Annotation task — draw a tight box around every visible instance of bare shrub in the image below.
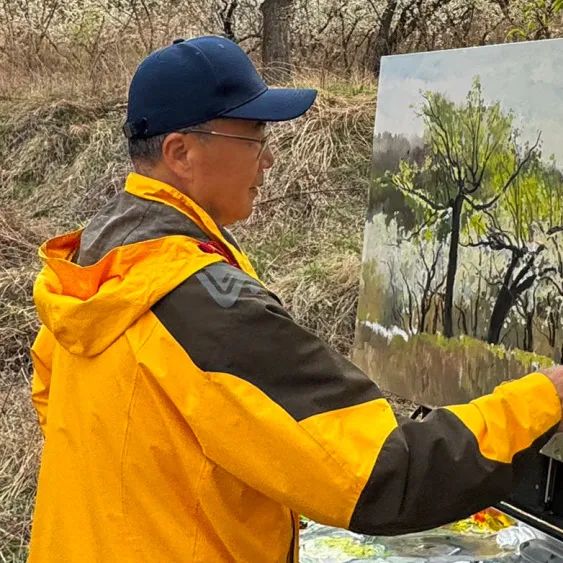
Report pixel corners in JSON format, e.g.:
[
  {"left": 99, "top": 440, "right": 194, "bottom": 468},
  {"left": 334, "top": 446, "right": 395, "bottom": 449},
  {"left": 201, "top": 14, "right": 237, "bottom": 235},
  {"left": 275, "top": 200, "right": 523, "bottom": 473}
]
[{"left": 2, "top": 1, "right": 562, "bottom": 96}]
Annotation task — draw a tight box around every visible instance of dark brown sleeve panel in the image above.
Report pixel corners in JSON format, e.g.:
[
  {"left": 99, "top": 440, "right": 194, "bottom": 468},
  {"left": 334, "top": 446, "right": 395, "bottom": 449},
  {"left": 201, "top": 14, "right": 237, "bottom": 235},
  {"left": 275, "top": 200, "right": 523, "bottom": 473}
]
[
  {"left": 151, "top": 262, "right": 382, "bottom": 421},
  {"left": 349, "top": 408, "right": 558, "bottom": 536}
]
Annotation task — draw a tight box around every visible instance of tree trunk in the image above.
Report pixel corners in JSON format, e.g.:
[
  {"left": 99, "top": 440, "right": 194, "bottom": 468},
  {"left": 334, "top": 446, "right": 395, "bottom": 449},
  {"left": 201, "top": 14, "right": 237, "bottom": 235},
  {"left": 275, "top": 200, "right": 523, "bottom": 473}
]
[
  {"left": 443, "top": 194, "right": 463, "bottom": 338},
  {"left": 524, "top": 312, "right": 534, "bottom": 352},
  {"left": 548, "top": 311, "right": 556, "bottom": 347},
  {"left": 373, "top": 0, "right": 398, "bottom": 77},
  {"left": 431, "top": 296, "right": 441, "bottom": 335},
  {"left": 260, "top": 0, "right": 294, "bottom": 83},
  {"left": 472, "top": 253, "right": 483, "bottom": 336},
  {"left": 487, "top": 271, "right": 536, "bottom": 344},
  {"left": 487, "top": 285, "right": 514, "bottom": 344}
]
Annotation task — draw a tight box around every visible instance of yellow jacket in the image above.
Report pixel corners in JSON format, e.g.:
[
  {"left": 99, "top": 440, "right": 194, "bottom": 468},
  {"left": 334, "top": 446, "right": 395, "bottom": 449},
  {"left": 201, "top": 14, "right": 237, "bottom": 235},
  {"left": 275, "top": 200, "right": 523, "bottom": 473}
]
[{"left": 29, "top": 173, "right": 562, "bottom": 562}]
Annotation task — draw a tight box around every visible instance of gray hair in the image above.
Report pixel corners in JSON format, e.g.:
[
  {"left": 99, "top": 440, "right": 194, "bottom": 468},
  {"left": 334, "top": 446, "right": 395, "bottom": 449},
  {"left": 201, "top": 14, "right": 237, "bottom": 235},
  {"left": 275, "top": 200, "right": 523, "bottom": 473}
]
[{"left": 128, "top": 122, "right": 212, "bottom": 170}]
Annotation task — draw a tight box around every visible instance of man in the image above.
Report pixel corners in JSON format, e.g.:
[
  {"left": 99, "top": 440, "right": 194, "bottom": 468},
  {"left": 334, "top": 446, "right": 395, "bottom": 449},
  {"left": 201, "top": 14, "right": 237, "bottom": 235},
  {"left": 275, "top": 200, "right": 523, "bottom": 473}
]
[{"left": 28, "top": 36, "right": 562, "bottom": 563}]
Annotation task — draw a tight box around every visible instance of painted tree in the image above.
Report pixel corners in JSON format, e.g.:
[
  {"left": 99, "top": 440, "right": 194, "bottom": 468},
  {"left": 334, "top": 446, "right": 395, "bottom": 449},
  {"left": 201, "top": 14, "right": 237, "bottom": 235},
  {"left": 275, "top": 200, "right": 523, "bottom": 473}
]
[
  {"left": 536, "top": 282, "right": 563, "bottom": 360},
  {"left": 465, "top": 157, "right": 563, "bottom": 345},
  {"left": 391, "top": 78, "right": 539, "bottom": 337},
  {"left": 530, "top": 193, "right": 563, "bottom": 358},
  {"left": 380, "top": 233, "right": 446, "bottom": 335}
]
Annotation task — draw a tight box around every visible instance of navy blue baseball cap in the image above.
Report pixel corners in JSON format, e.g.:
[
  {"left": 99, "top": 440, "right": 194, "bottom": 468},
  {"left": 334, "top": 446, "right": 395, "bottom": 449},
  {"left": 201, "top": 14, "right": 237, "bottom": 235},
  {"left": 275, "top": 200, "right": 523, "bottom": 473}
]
[{"left": 124, "top": 36, "right": 317, "bottom": 139}]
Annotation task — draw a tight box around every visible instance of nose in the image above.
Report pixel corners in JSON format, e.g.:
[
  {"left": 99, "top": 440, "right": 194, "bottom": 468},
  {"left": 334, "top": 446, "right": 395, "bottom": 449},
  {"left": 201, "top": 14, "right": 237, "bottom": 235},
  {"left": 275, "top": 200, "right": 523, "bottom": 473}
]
[{"left": 259, "top": 145, "right": 274, "bottom": 170}]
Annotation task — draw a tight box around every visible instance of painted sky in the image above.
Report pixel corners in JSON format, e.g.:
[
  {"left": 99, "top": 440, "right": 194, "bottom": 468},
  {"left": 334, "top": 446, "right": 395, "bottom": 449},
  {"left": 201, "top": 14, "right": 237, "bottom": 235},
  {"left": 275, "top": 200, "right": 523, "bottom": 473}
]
[{"left": 375, "top": 38, "right": 563, "bottom": 167}]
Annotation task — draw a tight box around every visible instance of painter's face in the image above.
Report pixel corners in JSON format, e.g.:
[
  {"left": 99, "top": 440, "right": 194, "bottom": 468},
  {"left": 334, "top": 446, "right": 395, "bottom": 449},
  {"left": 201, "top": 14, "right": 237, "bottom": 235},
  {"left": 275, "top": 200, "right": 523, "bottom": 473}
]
[{"left": 186, "top": 119, "right": 274, "bottom": 225}]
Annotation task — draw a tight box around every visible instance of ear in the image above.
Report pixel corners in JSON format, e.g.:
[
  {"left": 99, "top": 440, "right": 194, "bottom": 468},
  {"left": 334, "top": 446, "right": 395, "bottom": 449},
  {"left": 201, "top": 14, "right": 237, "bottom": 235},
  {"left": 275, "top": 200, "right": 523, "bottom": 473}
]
[{"left": 161, "top": 132, "right": 196, "bottom": 179}]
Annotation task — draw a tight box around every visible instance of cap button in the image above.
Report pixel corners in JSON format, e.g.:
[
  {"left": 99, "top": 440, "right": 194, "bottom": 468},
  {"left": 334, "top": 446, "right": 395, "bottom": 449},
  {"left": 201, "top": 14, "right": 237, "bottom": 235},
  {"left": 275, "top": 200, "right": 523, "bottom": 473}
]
[{"left": 172, "top": 38, "right": 185, "bottom": 45}]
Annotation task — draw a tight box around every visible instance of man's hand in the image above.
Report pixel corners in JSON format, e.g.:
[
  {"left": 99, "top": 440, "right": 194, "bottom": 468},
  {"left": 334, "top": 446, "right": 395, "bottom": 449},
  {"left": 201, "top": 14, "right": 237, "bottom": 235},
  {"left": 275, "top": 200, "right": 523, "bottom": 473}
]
[{"left": 539, "top": 366, "right": 563, "bottom": 431}]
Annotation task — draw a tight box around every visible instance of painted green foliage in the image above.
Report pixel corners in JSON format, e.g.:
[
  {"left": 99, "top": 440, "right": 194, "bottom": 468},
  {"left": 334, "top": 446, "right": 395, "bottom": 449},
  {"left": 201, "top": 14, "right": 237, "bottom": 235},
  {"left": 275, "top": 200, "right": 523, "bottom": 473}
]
[{"left": 365, "top": 76, "right": 563, "bottom": 363}]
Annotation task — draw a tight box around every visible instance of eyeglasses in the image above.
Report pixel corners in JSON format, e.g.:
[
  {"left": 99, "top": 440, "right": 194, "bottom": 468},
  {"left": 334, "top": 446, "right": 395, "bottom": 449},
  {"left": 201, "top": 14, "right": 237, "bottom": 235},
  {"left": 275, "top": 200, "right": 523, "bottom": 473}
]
[{"left": 180, "top": 128, "right": 271, "bottom": 160}]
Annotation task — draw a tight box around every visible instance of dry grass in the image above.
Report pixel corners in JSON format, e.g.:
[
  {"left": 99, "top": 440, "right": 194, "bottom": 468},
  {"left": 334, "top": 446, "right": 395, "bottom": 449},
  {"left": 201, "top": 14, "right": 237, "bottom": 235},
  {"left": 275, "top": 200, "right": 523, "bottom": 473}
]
[
  {"left": 0, "top": 387, "right": 41, "bottom": 562},
  {"left": 0, "top": 98, "right": 127, "bottom": 229},
  {"left": 0, "top": 208, "right": 45, "bottom": 561}
]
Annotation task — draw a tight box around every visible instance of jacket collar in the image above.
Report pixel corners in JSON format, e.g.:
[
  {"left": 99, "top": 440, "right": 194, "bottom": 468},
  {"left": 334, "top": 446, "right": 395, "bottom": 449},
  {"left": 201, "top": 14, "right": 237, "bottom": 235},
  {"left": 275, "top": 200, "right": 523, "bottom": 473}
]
[{"left": 124, "top": 172, "right": 257, "bottom": 277}]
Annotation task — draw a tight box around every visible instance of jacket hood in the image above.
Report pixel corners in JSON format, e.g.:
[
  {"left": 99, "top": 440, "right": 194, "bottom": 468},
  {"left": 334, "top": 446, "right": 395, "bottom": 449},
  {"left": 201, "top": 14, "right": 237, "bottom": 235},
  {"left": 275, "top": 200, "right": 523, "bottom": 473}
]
[{"left": 33, "top": 173, "right": 256, "bottom": 357}]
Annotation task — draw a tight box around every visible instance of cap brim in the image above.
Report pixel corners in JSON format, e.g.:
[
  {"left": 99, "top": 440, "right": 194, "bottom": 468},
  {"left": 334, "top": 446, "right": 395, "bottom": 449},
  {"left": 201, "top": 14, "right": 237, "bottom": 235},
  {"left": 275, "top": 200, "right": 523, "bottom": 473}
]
[{"left": 220, "top": 87, "right": 317, "bottom": 122}]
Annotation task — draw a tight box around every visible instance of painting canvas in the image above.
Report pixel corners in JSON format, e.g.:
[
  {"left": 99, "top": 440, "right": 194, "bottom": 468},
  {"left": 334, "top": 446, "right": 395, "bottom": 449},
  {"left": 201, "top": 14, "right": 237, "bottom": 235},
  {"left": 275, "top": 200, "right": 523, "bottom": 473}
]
[{"left": 353, "top": 39, "right": 563, "bottom": 406}]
